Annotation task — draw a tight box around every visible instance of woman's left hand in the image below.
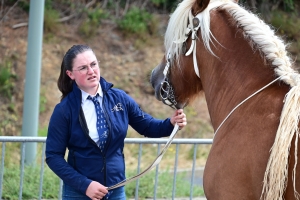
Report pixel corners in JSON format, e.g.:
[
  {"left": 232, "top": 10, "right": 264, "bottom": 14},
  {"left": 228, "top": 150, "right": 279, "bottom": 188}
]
[{"left": 170, "top": 109, "right": 187, "bottom": 130}]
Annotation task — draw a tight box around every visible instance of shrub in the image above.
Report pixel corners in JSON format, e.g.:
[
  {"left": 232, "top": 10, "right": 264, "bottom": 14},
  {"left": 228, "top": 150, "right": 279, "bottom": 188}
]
[
  {"left": 0, "top": 60, "right": 17, "bottom": 99},
  {"left": 118, "top": 7, "right": 152, "bottom": 35},
  {"left": 78, "top": 8, "right": 108, "bottom": 38},
  {"left": 44, "top": 8, "right": 60, "bottom": 33}
]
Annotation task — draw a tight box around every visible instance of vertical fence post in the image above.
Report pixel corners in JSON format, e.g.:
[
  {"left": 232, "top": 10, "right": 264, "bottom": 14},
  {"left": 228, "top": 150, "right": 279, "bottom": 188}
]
[
  {"left": 0, "top": 142, "right": 6, "bottom": 199},
  {"left": 172, "top": 144, "right": 180, "bottom": 199},
  {"left": 135, "top": 143, "right": 143, "bottom": 199},
  {"left": 19, "top": 143, "right": 26, "bottom": 200},
  {"left": 153, "top": 144, "right": 161, "bottom": 199},
  {"left": 21, "top": 0, "right": 45, "bottom": 165}
]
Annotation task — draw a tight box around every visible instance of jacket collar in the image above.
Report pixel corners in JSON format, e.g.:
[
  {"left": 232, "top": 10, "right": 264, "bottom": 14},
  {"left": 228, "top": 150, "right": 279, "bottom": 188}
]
[
  {"left": 70, "top": 77, "right": 113, "bottom": 104},
  {"left": 100, "top": 77, "right": 113, "bottom": 94}
]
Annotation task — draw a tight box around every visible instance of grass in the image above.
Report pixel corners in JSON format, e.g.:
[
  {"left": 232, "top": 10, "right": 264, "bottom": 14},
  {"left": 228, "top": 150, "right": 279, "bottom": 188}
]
[
  {"left": 1, "top": 162, "right": 204, "bottom": 199},
  {"left": 2, "top": 165, "right": 60, "bottom": 199},
  {"left": 0, "top": 136, "right": 208, "bottom": 199},
  {"left": 125, "top": 169, "right": 204, "bottom": 199}
]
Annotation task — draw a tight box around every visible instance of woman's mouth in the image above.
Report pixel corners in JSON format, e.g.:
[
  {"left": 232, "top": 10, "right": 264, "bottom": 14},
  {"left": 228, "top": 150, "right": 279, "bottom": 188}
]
[{"left": 87, "top": 75, "right": 96, "bottom": 80}]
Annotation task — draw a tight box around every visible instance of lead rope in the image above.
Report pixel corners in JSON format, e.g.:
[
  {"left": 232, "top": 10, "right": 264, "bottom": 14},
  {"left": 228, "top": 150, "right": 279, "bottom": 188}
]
[
  {"left": 107, "top": 74, "right": 282, "bottom": 190},
  {"left": 107, "top": 123, "right": 180, "bottom": 190},
  {"left": 213, "top": 75, "right": 285, "bottom": 138}
]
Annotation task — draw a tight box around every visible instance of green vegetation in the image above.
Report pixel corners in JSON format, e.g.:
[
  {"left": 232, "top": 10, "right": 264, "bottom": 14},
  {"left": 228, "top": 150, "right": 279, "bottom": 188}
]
[
  {"left": 239, "top": 0, "right": 296, "bottom": 11},
  {"left": 270, "top": 10, "right": 300, "bottom": 63},
  {"left": 1, "top": 142, "right": 60, "bottom": 199},
  {"left": 117, "top": 7, "right": 154, "bottom": 37},
  {"left": 38, "top": 126, "right": 48, "bottom": 137},
  {"left": 39, "top": 89, "right": 47, "bottom": 114},
  {"left": 2, "top": 165, "right": 60, "bottom": 199},
  {"left": 44, "top": 8, "right": 60, "bottom": 33},
  {"left": 1, "top": 163, "right": 204, "bottom": 199},
  {"left": 270, "top": 10, "right": 300, "bottom": 39},
  {"left": 282, "top": 0, "right": 295, "bottom": 11},
  {"left": 0, "top": 60, "right": 17, "bottom": 100},
  {"left": 16, "top": 0, "right": 30, "bottom": 12},
  {"left": 125, "top": 169, "right": 204, "bottom": 198},
  {"left": 0, "top": 138, "right": 207, "bottom": 199},
  {"left": 79, "top": 7, "right": 108, "bottom": 38}
]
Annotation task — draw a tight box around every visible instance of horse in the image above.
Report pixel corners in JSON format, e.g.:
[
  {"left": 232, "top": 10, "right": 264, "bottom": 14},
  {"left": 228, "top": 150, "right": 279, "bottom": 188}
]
[{"left": 150, "top": 0, "right": 300, "bottom": 199}]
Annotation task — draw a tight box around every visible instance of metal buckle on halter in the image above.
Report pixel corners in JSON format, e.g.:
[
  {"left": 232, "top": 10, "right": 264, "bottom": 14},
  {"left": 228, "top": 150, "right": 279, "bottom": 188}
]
[
  {"left": 160, "top": 80, "right": 177, "bottom": 109},
  {"left": 160, "top": 55, "right": 178, "bottom": 109}
]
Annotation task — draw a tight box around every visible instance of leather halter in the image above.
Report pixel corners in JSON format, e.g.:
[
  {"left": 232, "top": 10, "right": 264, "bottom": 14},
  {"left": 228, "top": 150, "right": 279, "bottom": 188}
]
[
  {"left": 159, "top": 11, "right": 202, "bottom": 109},
  {"left": 159, "top": 52, "right": 178, "bottom": 109}
]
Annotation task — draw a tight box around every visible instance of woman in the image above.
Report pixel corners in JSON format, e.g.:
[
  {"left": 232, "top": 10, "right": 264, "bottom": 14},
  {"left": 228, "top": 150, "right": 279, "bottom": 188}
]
[{"left": 45, "top": 44, "right": 187, "bottom": 200}]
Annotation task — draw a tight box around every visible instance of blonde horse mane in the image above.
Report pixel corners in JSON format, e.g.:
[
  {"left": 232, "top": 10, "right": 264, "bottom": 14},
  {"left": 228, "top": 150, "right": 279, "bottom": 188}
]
[{"left": 165, "top": 0, "right": 300, "bottom": 199}]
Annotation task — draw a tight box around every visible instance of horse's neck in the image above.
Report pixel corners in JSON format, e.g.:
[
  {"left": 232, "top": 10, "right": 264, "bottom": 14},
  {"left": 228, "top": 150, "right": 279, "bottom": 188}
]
[{"left": 199, "top": 9, "right": 283, "bottom": 129}]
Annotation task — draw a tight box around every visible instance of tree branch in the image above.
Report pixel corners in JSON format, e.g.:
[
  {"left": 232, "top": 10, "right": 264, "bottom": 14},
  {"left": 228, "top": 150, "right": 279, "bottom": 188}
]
[
  {"left": 115, "top": 0, "right": 121, "bottom": 19},
  {"left": 102, "top": 0, "right": 108, "bottom": 9},
  {"left": 123, "top": 0, "right": 130, "bottom": 16},
  {"left": 12, "top": 22, "right": 28, "bottom": 29},
  {"left": 0, "top": 0, "right": 4, "bottom": 18},
  {"left": 0, "top": 0, "right": 20, "bottom": 23},
  {"left": 141, "top": 0, "right": 150, "bottom": 10}
]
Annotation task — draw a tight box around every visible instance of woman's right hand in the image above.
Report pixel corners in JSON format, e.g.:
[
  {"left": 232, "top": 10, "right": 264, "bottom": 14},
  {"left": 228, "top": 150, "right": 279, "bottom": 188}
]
[{"left": 86, "top": 181, "right": 108, "bottom": 200}]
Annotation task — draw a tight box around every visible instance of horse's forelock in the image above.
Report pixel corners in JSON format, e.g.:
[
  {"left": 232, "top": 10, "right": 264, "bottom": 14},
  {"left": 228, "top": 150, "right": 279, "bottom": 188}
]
[
  {"left": 164, "top": 0, "right": 225, "bottom": 65},
  {"left": 164, "top": 0, "right": 194, "bottom": 61}
]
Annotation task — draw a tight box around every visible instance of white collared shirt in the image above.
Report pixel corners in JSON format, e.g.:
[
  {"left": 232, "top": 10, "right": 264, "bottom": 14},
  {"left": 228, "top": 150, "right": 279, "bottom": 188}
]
[{"left": 81, "top": 84, "right": 104, "bottom": 146}]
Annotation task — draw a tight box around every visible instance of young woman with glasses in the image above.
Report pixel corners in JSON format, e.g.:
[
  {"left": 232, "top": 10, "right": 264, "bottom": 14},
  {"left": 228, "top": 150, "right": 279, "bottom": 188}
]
[{"left": 45, "top": 44, "right": 187, "bottom": 200}]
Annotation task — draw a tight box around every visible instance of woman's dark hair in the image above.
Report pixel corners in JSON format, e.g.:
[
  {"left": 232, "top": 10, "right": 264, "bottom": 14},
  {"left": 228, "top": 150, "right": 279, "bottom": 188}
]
[{"left": 57, "top": 44, "right": 93, "bottom": 100}]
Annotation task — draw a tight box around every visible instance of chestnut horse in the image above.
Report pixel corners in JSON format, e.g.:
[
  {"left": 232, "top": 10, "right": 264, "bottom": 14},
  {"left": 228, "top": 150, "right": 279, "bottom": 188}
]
[{"left": 150, "top": 0, "right": 300, "bottom": 199}]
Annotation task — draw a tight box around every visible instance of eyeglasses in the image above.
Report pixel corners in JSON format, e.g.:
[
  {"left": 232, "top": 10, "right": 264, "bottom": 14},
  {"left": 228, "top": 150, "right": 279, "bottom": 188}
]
[{"left": 72, "top": 61, "right": 99, "bottom": 75}]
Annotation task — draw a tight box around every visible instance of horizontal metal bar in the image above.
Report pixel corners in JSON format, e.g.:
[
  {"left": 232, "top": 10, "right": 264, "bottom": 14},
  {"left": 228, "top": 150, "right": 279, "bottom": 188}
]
[
  {"left": 0, "top": 136, "right": 213, "bottom": 144},
  {"left": 0, "top": 136, "right": 47, "bottom": 142}
]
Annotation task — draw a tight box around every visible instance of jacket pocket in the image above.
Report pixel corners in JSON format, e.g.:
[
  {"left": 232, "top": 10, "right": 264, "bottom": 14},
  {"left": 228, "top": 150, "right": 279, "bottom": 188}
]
[{"left": 67, "top": 150, "right": 77, "bottom": 170}]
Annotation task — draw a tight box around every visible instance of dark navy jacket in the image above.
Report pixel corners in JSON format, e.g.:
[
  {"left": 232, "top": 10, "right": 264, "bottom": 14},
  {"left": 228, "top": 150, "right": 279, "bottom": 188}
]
[{"left": 45, "top": 77, "right": 174, "bottom": 195}]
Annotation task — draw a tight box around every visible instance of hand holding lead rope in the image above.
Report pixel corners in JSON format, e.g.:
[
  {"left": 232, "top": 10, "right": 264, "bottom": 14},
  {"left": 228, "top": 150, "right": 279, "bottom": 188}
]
[{"left": 107, "top": 109, "right": 186, "bottom": 190}]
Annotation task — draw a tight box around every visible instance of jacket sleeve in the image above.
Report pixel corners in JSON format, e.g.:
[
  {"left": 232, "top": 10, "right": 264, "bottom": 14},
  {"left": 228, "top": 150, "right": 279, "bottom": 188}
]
[
  {"left": 126, "top": 94, "right": 174, "bottom": 138},
  {"left": 45, "top": 104, "right": 92, "bottom": 195}
]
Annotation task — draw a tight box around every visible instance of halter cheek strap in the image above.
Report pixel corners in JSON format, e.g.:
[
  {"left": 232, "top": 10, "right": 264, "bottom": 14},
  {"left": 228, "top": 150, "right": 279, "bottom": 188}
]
[{"left": 173, "top": 11, "right": 202, "bottom": 78}]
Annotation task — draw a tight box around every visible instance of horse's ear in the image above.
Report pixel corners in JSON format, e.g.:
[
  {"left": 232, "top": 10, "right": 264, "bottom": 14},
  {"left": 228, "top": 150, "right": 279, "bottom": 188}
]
[{"left": 193, "top": 0, "right": 210, "bottom": 15}]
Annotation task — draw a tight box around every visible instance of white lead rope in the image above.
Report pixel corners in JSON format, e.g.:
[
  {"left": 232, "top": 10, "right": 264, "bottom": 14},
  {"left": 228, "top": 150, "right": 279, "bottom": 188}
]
[
  {"left": 213, "top": 75, "right": 285, "bottom": 137},
  {"left": 107, "top": 123, "right": 180, "bottom": 190}
]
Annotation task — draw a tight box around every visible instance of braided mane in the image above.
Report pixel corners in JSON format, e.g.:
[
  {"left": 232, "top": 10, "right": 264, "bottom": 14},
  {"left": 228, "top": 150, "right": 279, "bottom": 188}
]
[{"left": 165, "top": 0, "right": 300, "bottom": 199}]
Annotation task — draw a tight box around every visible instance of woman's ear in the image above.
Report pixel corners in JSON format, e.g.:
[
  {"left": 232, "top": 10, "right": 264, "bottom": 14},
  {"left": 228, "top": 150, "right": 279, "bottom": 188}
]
[{"left": 66, "top": 70, "right": 75, "bottom": 80}]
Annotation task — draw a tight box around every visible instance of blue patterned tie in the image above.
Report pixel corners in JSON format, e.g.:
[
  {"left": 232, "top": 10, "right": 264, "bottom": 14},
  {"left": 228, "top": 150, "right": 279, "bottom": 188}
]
[{"left": 87, "top": 94, "right": 108, "bottom": 152}]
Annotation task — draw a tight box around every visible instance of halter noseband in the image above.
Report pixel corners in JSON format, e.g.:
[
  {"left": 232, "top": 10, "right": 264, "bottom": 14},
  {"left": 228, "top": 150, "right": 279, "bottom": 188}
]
[
  {"left": 159, "top": 11, "right": 202, "bottom": 109},
  {"left": 160, "top": 52, "right": 178, "bottom": 109}
]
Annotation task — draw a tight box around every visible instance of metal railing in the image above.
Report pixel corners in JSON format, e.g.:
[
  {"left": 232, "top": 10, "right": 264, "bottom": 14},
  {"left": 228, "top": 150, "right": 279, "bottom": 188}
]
[{"left": 0, "top": 136, "right": 213, "bottom": 200}]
